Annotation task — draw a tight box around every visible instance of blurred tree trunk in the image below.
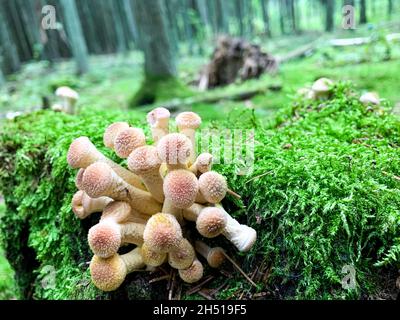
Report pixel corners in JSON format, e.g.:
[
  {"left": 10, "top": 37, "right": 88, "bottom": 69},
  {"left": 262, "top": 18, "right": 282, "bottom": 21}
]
[
  {"left": 60, "top": 0, "right": 89, "bottom": 74},
  {"left": 0, "top": 65, "right": 5, "bottom": 86},
  {"left": 6, "top": 1, "right": 30, "bottom": 61},
  {"left": 343, "top": 0, "right": 354, "bottom": 5},
  {"left": 216, "top": 0, "right": 229, "bottom": 34},
  {"left": 107, "top": 0, "right": 127, "bottom": 54},
  {"left": 279, "top": 0, "right": 286, "bottom": 35},
  {"left": 287, "top": 0, "right": 297, "bottom": 33},
  {"left": 80, "top": 0, "right": 101, "bottom": 54},
  {"left": 181, "top": 0, "right": 194, "bottom": 55},
  {"left": 132, "top": 0, "right": 176, "bottom": 79},
  {"left": 245, "top": 0, "right": 254, "bottom": 37},
  {"left": 164, "top": 0, "right": 180, "bottom": 54},
  {"left": 387, "top": 0, "right": 393, "bottom": 17},
  {"left": 0, "top": 2, "right": 20, "bottom": 74},
  {"left": 122, "top": 0, "right": 139, "bottom": 47},
  {"left": 325, "top": 0, "right": 335, "bottom": 32},
  {"left": 18, "top": 0, "right": 42, "bottom": 60},
  {"left": 359, "top": 0, "right": 367, "bottom": 24},
  {"left": 235, "top": 0, "right": 244, "bottom": 36},
  {"left": 260, "top": 0, "right": 271, "bottom": 37}
]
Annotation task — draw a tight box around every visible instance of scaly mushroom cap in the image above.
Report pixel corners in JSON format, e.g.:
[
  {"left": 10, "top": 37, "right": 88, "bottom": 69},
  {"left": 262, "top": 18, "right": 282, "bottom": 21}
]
[
  {"left": 175, "top": 112, "right": 202, "bottom": 130},
  {"left": 55, "top": 86, "right": 79, "bottom": 100},
  {"left": 207, "top": 248, "right": 225, "bottom": 268},
  {"left": 75, "top": 168, "right": 85, "bottom": 190},
  {"left": 90, "top": 254, "right": 126, "bottom": 292},
  {"left": 82, "top": 162, "right": 114, "bottom": 198},
  {"left": 127, "top": 145, "right": 161, "bottom": 174},
  {"left": 103, "top": 122, "right": 130, "bottom": 149},
  {"left": 67, "top": 137, "right": 98, "bottom": 168},
  {"left": 178, "top": 259, "right": 204, "bottom": 283},
  {"left": 168, "top": 238, "right": 195, "bottom": 269},
  {"left": 101, "top": 201, "right": 132, "bottom": 223},
  {"left": 147, "top": 107, "right": 170, "bottom": 127},
  {"left": 141, "top": 242, "right": 167, "bottom": 267},
  {"left": 311, "top": 77, "right": 333, "bottom": 94},
  {"left": 196, "top": 153, "right": 213, "bottom": 173},
  {"left": 157, "top": 133, "right": 192, "bottom": 165},
  {"left": 198, "top": 171, "right": 227, "bottom": 203},
  {"left": 196, "top": 207, "right": 227, "bottom": 238},
  {"left": 143, "top": 213, "right": 183, "bottom": 253},
  {"left": 163, "top": 170, "right": 199, "bottom": 208},
  {"left": 114, "top": 127, "right": 146, "bottom": 158},
  {"left": 88, "top": 222, "right": 121, "bottom": 258}
]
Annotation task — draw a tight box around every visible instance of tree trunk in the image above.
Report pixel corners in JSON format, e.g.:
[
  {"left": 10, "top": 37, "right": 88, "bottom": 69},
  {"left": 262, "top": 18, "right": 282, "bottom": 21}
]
[
  {"left": 132, "top": 0, "right": 176, "bottom": 78},
  {"left": 388, "top": 0, "right": 393, "bottom": 17},
  {"left": 216, "top": 0, "right": 229, "bottom": 34},
  {"left": 122, "top": 0, "right": 139, "bottom": 47},
  {"left": 325, "top": 0, "right": 335, "bottom": 32},
  {"left": 0, "top": 2, "right": 20, "bottom": 74},
  {"left": 260, "top": 0, "right": 271, "bottom": 37},
  {"left": 359, "top": 0, "right": 367, "bottom": 24},
  {"left": 279, "top": 0, "right": 286, "bottom": 35},
  {"left": 235, "top": 0, "right": 244, "bottom": 36},
  {"left": 60, "top": 0, "right": 89, "bottom": 74},
  {"left": 0, "top": 65, "right": 5, "bottom": 86}
]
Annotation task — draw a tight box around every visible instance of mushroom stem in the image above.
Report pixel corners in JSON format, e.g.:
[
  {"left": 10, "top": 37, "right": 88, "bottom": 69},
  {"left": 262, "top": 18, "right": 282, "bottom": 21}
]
[
  {"left": 182, "top": 203, "right": 204, "bottom": 221},
  {"left": 67, "top": 137, "right": 146, "bottom": 190},
  {"left": 75, "top": 168, "right": 85, "bottom": 190},
  {"left": 195, "top": 241, "right": 226, "bottom": 268},
  {"left": 120, "top": 247, "right": 146, "bottom": 274},
  {"left": 147, "top": 107, "right": 170, "bottom": 144},
  {"left": 162, "top": 198, "right": 183, "bottom": 224},
  {"left": 168, "top": 238, "right": 196, "bottom": 270},
  {"left": 71, "top": 190, "right": 112, "bottom": 219},
  {"left": 82, "top": 162, "right": 162, "bottom": 215}
]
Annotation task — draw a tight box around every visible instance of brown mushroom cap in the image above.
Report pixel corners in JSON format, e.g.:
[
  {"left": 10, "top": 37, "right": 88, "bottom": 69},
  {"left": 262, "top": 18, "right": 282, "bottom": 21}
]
[
  {"left": 178, "top": 259, "right": 204, "bottom": 283},
  {"left": 88, "top": 222, "right": 122, "bottom": 258},
  {"left": 143, "top": 213, "right": 183, "bottom": 253},
  {"left": 90, "top": 254, "right": 126, "bottom": 292},
  {"left": 127, "top": 145, "right": 161, "bottom": 174},
  {"left": 103, "top": 122, "right": 130, "bottom": 149},
  {"left": 207, "top": 248, "right": 226, "bottom": 268},
  {"left": 163, "top": 170, "right": 199, "bottom": 209},
  {"left": 198, "top": 171, "right": 227, "bottom": 203},
  {"left": 114, "top": 127, "right": 146, "bottom": 158},
  {"left": 82, "top": 162, "right": 114, "bottom": 198},
  {"left": 175, "top": 112, "right": 202, "bottom": 130},
  {"left": 196, "top": 207, "right": 227, "bottom": 238},
  {"left": 157, "top": 133, "right": 192, "bottom": 165},
  {"left": 141, "top": 242, "right": 167, "bottom": 267},
  {"left": 168, "top": 238, "right": 195, "bottom": 270},
  {"left": 67, "top": 137, "right": 99, "bottom": 168}
]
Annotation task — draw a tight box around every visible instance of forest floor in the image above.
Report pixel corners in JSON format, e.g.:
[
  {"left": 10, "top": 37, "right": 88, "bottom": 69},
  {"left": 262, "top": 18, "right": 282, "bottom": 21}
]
[{"left": 1, "top": 25, "right": 400, "bottom": 299}]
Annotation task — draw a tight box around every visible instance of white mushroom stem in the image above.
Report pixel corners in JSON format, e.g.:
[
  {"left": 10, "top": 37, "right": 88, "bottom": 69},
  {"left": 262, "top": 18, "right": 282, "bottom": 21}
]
[
  {"left": 162, "top": 198, "right": 183, "bottom": 224},
  {"left": 82, "top": 162, "right": 162, "bottom": 215},
  {"left": 147, "top": 107, "right": 170, "bottom": 144},
  {"left": 182, "top": 203, "right": 205, "bottom": 221},
  {"left": 67, "top": 137, "right": 146, "bottom": 190},
  {"left": 71, "top": 190, "right": 112, "bottom": 219},
  {"left": 121, "top": 248, "right": 146, "bottom": 273}
]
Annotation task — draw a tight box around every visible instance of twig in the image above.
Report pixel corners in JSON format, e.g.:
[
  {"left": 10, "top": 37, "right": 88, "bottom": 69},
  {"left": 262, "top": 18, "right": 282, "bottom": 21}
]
[
  {"left": 227, "top": 188, "right": 241, "bottom": 199},
  {"left": 209, "top": 280, "right": 229, "bottom": 297},
  {"left": 168, "top": 271, "right": 176, "bottom": 300},
  {"left": 185, "top": 275, "right": 214, "bottom": 295},
  {"left": 382, "top": 170, "right": 400, "bottom": 181},
  {"left": 149, "top": 275, "right": 170, "bottom": 284},
  {"left": 245, "top": 170, "right": 273, "bottom": 184},
  {"left": 198, "top": 289, "right": 214, "bottom": 300},
  {"left": 221, "top": 251, "right": 258, "bottom": 288}
]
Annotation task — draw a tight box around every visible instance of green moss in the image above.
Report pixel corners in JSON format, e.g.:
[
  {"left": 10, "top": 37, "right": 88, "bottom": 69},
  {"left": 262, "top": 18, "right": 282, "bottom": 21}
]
[{"left": 0, "top": 82, "right": 399, "bottom": 299}]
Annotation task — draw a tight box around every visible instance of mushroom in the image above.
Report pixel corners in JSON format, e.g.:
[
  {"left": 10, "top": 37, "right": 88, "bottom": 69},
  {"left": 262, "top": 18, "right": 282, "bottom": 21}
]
[
  {"left": 147, "top": 107, "right": 170, "bottom": 144},
  {"left": 178, "top": 259, "right": 204, "bottom": 283},
  {"left": 75, "top": 168, "right": 86, "bottom": 190},
  {"left": 168, "top": 238, "right": 196, "bottom": 270},
  {"left": 143, "top": 213, "right": 183, "bottom": 253},
  {"left": 127, "top": 145, "right": 164, "bottom": 203},
  {"left": 195, "top": 241, "right": 225, "bottom": 268},
  {"left": 183, "top": 204, "right": 227, "bottom": 238},
  {"left": 360, "top": 92, "right": 380, "bottom": 105},
  {"left": 141, "top": 242, "right": 167, "bottom": 267},
  {"left": 175, "top": 112, "right": 202, "bottom": 164},
  {"left": 157, "top": 133, "right": 192, "bottom": 171},
  {"left": 89, "top": 247, "right": 145, "bottom": 292},
  {"left": 189, "top": 153, "right": 213, "bottom": 175},
  {"left": 103, "top": 122, "right": 130, "bottom": 149},
  {"left": 88, "top": 202, "right": 145, "bottom": 258},
  {"left": 71, "top": 190, "right": 112, "bottom": 219},
  {"left": 198, "top": 171, "right": 227, "bottom": 204},
  {"left": 82, "top": 162, "right": 162, "bottom": 215},
  {"left": 297, "top": 87, "right": 315, "bottom": 100},
  {"left": 311, "top": 77, "right": 334, "bottom": 99},
  {"left": 114, "top": 127, "right": 146, "bottom": 159},
  {"left": 55, "top": 86, "right": 79, "bottom": 114},
  {"left": 67, "top": 136, "right": 145, "bottom": 190}
]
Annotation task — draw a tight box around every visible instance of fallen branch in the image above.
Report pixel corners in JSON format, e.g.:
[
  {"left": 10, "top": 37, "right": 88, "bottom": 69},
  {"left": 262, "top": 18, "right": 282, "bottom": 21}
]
[{"left": 328, "top": 33, "right": 400, "bottom": 47}]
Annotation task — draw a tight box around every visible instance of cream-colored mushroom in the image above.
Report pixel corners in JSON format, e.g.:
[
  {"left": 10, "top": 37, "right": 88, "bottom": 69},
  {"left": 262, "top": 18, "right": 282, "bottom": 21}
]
[
  {"left": 71, "top": 190, "right": 112, "bottom": 219},
  {"left": 147, "top": 107, "right": 170, "bottom": 144},
  {"left": 55, "top": 86, "right": 79, "bottom": 114},
  {"left": 195, "top": 241, "right": 225, "bottom": 268},
  {"left": 175, "top": 112, "right": 202, "bottom": 164}
]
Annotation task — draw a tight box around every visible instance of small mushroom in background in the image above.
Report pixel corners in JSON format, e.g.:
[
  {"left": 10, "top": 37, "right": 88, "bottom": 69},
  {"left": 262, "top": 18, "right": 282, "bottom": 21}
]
[
  {"left": 147, "top": 107, "right": 170, "bottom": 144},
  {"left": 103, "top": 122, "right": 130, "bottom": 149},
  {"left": 195, "top": 240, "right": 226, "bottom": 268},
  {"left": 311, "top": 77, "right": 334, "bottom": 99},
  {"left": 175, "top": 111, "right": 202, "bottom": 164},
  {"left": 55, "top": 86, "right": 79, "bottom": 114},
  {"left": 297, "top": 87, "right": 316, "bottom": 100},
  {"left": 360, "top": 92, "right": 380, "bottom": 106}
]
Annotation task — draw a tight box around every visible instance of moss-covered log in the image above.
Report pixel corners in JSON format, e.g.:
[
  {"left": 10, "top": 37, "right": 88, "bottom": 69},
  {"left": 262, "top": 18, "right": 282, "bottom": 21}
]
[{"left": 1, "top": 83, "right": 399, "bottom": 299}]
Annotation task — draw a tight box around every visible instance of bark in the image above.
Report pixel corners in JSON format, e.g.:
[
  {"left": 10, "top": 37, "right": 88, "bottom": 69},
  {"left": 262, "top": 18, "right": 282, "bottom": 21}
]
[
  {"left": 0, "top": 1, "right": 20, "bottom": 74},
  {"left": 260, "top": 0, "right": 271, "bottom": 37},
  {"left": 325, "top": 0, "right": 335, "bottom": 32},
  {"left": 122, "top": 0, "right": 139, "bottom": 47},
  {"left": 359, "top": 0, "right": 367, "bottom": 24},
  {"left": 388, "top": 0, "right": 393, "bottom": 17}
]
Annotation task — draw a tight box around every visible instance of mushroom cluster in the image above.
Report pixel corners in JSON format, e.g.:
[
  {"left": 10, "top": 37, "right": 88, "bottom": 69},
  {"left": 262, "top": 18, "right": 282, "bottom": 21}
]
[{"left": 67, "top": 108, "right": 257, "bottom": 291}]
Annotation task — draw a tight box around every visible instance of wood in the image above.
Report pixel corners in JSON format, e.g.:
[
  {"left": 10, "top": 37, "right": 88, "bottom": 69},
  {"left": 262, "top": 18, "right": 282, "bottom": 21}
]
[{"left": 328, "top": 33, "right": 400, "bottom": 47}]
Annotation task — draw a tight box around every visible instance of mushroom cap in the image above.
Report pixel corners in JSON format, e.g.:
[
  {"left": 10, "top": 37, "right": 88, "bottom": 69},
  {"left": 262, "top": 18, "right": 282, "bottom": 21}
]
[
  {"left": 101, "top": 201, "right": 132, "bottom": 223},
  {"left": 178, "top": 259, "right": 204, "bottom": 283},
  {"left": 207, "top": 247, "right": 226, "bottom": 268},
  {"left": 90, "top": 254, "right": 126, "bottom": 291},
  {"left": 71, "top": 190, "right": 85, "bottom": 218},
  {"left": 198, "top": 171, "right": 227, "bottom": 203},
  {"left": 67, "top": 137, "right": 99, "bottom": 169},
  {"left": 360, "top": 92, "right": 380, "bottom": 105},
  {"left": 143, "top": 213, "right": 183, "bottom": 253},
  {"left": 88, "top": 222, "right": 121, "bottom": 258},
  {"left": 163, "top": 170, "right": 199, "bottom": 209},
  {"left": 127, "top": 145, "right": 161, "bottom": 174},
  {"left": 55, "top": 86, "right": 79, "bottom": 100},
  {"left": 141, "top": 242, "right": 167, "bottom": 267},
  {"left": 311, "top": 77, "right": 333, "bottom": 93},
  {"left": 82, "top": 162, "right": 114, "bottom": 198},
  {"left": 103, "top": 122, "right": 130, "bottom": 149},
  {"left": 75, "top": 168, "right": 85, "bottom": 190},
  {"left": 196, "top": 207, "right": 227, "bottom": 238},
  {"left": 168, "top": 238, "right": 195, "bottom": 270},
  {"left": 147, "top": 107, "right": 170, "bottom": 127},
  {"left": 114, "top": 127, "right": 146, "bottom": 158},
  {"left": 175, "top": 112, "right": 202, "bottom": 130},
  {"left": 157, "top": 133, "right": 192, "bottom": 165},
  {"left": 196, "top": 153, "right": 213, "bottom": 173}
]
